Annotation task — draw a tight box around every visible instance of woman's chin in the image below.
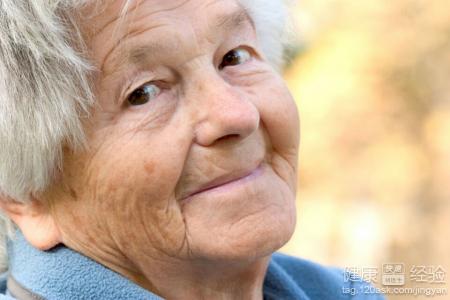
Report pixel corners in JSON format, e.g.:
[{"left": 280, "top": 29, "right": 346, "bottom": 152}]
[
  {"left": 188, "top": 211, "right": 296, "bottom": 263},
  {"left": 181, "top": 165, "right": 297, "bottom": 262}
]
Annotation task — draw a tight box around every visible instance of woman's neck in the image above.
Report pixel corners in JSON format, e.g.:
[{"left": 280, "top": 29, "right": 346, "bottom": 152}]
[{"left": 133, "top": 256, "right": 271, "bottom": 300}]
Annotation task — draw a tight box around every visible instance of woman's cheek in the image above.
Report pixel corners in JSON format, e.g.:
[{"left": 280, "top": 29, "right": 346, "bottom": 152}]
[
  {"left": 99, "top": 142, "right": 176, "bottom": 201},
  {"left": 239, "top": 71, "right": 299, "bottom": 194},
  {"left": 75, "top": 136, "right": 189, "bottom": 254},
  {"left": 244, "top": 72, "right": 300, "bottom": 156}
]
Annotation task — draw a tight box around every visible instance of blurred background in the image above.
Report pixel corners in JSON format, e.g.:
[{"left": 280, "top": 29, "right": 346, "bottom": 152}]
[{"left": 280, "top": 0, "right": 450, "bottom": 299}]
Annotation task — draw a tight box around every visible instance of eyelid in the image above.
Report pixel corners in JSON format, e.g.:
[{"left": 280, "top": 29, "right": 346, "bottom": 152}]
[{"left": 118, "top": 71, "right": 157, "bottom": 103}]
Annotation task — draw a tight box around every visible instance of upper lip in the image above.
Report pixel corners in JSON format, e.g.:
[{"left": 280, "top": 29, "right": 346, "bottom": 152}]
[{"left": 181, "top": 160, "right": 263, "bottom": 200}]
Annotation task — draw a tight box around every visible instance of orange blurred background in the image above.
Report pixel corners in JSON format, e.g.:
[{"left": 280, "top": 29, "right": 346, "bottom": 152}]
[{"left": 280, "top": 1, "right": 450, "bottom": 299}]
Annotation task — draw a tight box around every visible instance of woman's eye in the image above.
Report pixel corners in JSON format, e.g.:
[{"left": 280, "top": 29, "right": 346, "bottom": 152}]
[
  {"left": 220, "top": 48, "right": 251, "bottom": 69},
  {"left": 127, "top": 83, "right": 161, "bottom": 106}
]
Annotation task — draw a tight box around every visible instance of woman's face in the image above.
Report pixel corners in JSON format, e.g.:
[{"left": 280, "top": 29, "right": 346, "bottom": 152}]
[{"left": 51, "top": 0, "right": 299, "bottom": 274}]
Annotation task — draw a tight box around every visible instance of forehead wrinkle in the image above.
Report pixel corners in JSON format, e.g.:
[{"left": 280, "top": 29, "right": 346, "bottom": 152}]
[
  {"left": 128, "top": 37, "right": 178, "bottom": 66},
  {"left": 97, "top": 0, "right": 192, "bottom": 73},
  {"left": 89, "top": 0, "right": 190, "bottom": 38},
  {"left": 101, "top": 0, "right": 255, "bottom": 74},
  {"left": 102, "top": 23, "right": 171, "bottom": 74}
]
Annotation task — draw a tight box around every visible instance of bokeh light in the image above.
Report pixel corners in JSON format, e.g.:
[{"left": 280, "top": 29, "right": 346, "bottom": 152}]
[{"left": 281, "top": 1, "right": 450, "bottom": 299}]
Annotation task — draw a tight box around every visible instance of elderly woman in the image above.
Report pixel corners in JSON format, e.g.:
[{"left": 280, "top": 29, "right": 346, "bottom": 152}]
[{"left": 0, "top": 0, "right": 384, "bottom": 299}]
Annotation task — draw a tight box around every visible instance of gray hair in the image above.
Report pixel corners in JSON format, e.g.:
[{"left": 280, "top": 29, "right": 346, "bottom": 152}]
[{"left": 0, "top": 0, "right": 293, "bottom": 270}]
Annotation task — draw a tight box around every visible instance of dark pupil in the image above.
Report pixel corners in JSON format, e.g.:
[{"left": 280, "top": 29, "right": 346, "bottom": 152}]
[
  {"left": 223, "top": 51, "right": 240, "bottom": 66},
  {"left": 128, "top": 88, "right": 149, "bottom": 106}
]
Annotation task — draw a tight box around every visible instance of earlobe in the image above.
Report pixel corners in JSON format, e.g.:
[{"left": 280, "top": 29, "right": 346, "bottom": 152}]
[{"left": 0, "top": 198, "right": 62, "bottom": 250}]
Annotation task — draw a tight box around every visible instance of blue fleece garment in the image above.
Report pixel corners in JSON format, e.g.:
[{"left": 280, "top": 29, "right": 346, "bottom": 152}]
[{"left": 0, "top": 232, "right": 385, "bottom": 299}]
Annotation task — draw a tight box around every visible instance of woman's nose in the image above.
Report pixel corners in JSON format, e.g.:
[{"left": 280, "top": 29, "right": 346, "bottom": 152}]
[{"left": 192, "top": 77, "right": 260, "bottom": 147}]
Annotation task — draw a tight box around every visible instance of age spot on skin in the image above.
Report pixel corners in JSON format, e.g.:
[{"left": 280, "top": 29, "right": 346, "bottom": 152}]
[
  {"left": 144, "top": 161, "right": 155, "bottom": 174},
  {"left": 69, "top": 187, "right": 77, "bottom": 200}
]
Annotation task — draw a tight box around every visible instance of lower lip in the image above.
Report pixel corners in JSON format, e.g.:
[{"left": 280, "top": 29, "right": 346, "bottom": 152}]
[{"left": 182, "top": 164, "right": 265, "bottom": 203}]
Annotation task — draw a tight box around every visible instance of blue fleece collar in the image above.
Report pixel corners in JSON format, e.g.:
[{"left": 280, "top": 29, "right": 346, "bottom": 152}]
[
  {"left": 7, "top": 232, "right": 311, "bottom": 300},
  {"left": 7, "top": 232, "right": 162, "bottom": 300}
]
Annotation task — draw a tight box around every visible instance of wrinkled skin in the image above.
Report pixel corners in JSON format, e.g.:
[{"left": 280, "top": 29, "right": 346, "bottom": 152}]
[{"left": 45, "top": 0, "right": 300, "bottom": 298}]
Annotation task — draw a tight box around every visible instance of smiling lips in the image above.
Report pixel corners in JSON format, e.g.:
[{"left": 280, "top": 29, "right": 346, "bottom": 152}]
[{"left": 182, "top": 161, "right": 264, "bottom": 201}]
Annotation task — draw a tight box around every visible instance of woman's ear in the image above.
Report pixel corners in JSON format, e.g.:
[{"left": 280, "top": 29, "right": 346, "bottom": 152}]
[{"left": 0, "top": 198, "right": 61, "bottom": 250}]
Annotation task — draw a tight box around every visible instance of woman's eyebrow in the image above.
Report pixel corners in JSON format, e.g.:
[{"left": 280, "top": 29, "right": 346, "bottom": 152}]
[{"left": 106, "top": 7, "right": 255, "bottom": 72}]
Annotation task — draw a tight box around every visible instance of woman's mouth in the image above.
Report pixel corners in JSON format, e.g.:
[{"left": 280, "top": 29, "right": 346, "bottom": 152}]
[{"left": 181, "top": 162, "right": 265, "bottom": 203}]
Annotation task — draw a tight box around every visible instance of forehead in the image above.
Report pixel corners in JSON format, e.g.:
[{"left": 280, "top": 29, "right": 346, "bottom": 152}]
[
  {"left": 81, "top": 0, "right": 253, "bottom": 73},
  {"left": 83, "top": 0, "right": 243, "bottom": 28}
]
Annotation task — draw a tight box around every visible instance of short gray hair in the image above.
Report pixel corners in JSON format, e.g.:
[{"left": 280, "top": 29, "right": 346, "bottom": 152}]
[{"left": 0, "top": 0, "right": 293, "bottom": 270}]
